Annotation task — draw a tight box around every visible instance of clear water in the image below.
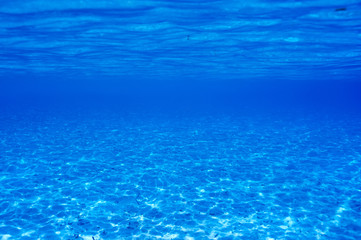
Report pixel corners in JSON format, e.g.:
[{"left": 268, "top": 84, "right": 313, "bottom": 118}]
[{"left": 0, "top": 1, "right": 361, "bottom": 240}]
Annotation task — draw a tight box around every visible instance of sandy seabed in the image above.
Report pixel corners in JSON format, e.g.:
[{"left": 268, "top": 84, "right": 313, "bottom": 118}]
[{"left": 0, "top": 109, "right": 360, "bottom": 240}]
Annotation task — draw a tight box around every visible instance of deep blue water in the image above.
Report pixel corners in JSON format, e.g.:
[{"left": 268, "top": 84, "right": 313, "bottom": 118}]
[{"left": 1, "top": 0, "right": 361, "bottom": 239}]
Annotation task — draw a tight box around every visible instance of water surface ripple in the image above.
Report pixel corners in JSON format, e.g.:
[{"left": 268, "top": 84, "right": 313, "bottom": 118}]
[{"left": 0, "top": 0, "right": 360, "bottom": 80}]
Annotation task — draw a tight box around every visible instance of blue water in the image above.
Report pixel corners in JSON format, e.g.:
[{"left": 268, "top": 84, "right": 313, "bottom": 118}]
[{"left": 1, "top": 0, "right": 361, "bottom": 239}]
